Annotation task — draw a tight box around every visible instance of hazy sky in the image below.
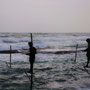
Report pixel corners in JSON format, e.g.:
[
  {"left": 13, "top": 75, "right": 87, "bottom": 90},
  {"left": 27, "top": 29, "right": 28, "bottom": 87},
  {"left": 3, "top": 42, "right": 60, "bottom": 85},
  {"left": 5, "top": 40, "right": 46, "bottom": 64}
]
[{"left": 0, "top": 0, "right": 90, "bottom": 32}]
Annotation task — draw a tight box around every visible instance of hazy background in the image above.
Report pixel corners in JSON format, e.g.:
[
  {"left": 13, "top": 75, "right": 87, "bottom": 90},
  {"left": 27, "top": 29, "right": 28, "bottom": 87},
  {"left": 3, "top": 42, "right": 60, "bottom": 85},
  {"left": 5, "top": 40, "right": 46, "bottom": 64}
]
[{"left": 0, "top": 0, "right": 90, "bottom": 33}]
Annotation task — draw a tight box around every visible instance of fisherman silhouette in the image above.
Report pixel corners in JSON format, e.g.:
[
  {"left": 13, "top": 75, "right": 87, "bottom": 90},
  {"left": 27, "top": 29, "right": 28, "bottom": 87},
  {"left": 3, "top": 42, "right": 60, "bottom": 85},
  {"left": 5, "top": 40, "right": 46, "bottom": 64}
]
[
  {"left": 84, "top": 38, "right": 90, "bottom": 67},
  {"left": 28, "top": 42, "right": 37, "bottom": 73}
]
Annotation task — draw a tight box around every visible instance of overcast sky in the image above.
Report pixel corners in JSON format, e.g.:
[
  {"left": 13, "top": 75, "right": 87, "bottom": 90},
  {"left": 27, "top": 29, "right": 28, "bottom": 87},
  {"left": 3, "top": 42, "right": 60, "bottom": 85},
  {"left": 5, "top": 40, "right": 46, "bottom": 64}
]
[{"left": 0, "top": 0, "right": 90, "bottom": 33}]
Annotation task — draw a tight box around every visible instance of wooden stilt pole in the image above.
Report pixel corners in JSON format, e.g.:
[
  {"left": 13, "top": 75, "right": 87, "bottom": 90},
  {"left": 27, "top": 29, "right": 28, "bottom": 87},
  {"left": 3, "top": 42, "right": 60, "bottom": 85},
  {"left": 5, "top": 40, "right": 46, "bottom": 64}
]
[
  {"left": 30, "top": 73, "right": 33, "bottom": 90},
  {"left": 30, "top": 33, "right": 33, "bottom": 90},
  {"left": 30, "top": 33, "right": 33, "bottom": 43},
  {"left": 75, "top": 44, "right": 78, "bottom": 62},
  {"left": 24, "top": 71, "right": 33, "bottom": 90},
  {"left": 30, "top": 33, "right": 34, "bottom": 74},
  {"left": 10, "top": 45, "right": 12, "bottom": 68}
]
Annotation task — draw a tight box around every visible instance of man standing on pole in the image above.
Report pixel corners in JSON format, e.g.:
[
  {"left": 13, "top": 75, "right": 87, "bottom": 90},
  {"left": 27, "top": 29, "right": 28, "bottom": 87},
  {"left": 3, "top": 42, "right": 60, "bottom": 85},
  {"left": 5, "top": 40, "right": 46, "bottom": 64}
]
[
  {"left": 84, "top": 38, "right": 90, "bottom": 67},
  {"left": 28, "top": 34, "right": 37, "bottom": 73}
]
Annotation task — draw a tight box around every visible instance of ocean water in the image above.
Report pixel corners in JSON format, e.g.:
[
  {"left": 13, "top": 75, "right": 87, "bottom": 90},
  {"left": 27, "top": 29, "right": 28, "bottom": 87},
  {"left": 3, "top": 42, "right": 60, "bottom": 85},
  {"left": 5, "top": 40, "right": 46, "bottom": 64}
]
[{"left": 0, "top": 33, "right": 90, "bottom": 90}]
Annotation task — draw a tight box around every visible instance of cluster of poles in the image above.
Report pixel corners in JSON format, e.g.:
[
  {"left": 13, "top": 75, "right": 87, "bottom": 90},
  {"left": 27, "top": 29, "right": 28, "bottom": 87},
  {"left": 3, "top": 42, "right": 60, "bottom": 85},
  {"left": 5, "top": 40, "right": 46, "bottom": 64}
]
[
  {"left": 6, "top": 35, "right": 79, "bottom": 68},
  {"left": 4, "top": 33, "right": 87, "bottom": 90}
]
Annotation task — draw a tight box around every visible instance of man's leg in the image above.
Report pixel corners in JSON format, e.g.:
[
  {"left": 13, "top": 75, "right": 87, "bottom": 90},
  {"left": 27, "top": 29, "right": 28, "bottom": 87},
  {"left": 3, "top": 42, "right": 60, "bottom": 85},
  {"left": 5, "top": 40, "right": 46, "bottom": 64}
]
[
  {"left": 85, "top": 57, "right": 89, "bottom": 67},
  {"left": 30, "top": 59, "right": 35, "bottom": 73},
  {"left": 30, "top": 63, "right": 33, "bottom": 73},
  {"left": 29, "top": 58, "right": 31, "bottom": 72}
]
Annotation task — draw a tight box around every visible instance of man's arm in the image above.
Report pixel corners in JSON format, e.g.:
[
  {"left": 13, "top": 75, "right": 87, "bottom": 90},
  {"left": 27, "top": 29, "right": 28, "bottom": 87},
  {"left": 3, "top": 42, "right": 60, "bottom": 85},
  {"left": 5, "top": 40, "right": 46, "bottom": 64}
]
[
  {"left": 34, "top": 47, "right": 37, "bottom": 54},
  {"left": 84, "top": 48, "right": 88, "bottom": 52}
]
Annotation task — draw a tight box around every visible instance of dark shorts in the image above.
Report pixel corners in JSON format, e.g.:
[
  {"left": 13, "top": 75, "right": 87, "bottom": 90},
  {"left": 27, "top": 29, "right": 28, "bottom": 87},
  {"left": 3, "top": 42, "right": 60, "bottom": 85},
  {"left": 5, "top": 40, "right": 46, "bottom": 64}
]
[
  {"left": 29, "top": 57, "right": 35, "bottom": 64},
  {"left": 86, "top": 53, "right": 90, "bottom": 59}
]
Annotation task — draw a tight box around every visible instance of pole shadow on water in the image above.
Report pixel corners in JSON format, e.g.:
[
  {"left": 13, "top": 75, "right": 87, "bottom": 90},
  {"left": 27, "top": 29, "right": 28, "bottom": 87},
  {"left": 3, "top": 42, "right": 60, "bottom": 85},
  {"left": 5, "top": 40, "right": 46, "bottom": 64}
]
[
  {"left": 24, "top": 69, "right": 34, "bottom": 90},
  {"left": 30, "top": 73, "right": 33, "bottom": 90},
  {"left": 84, "top": 67, "right": 90, "bottom": 76}
]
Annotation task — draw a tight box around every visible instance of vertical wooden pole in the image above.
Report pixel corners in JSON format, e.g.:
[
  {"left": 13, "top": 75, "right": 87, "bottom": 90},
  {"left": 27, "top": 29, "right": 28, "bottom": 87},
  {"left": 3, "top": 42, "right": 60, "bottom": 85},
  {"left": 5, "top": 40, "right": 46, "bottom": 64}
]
[
  {"left": 30, "top": 33, "right": 34, "bottom": 89},
  {"left": 30, "top": 33, "right": 33, "bottom": 43},
  {"left": 10, "top": 45, "right": 12, "bottom": 68},
  {"left": 30, "top": 73, "right": 33, "bottom": 90},
  {"left": 75, "top": 44, "right": 78, "bottom": 62}
]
